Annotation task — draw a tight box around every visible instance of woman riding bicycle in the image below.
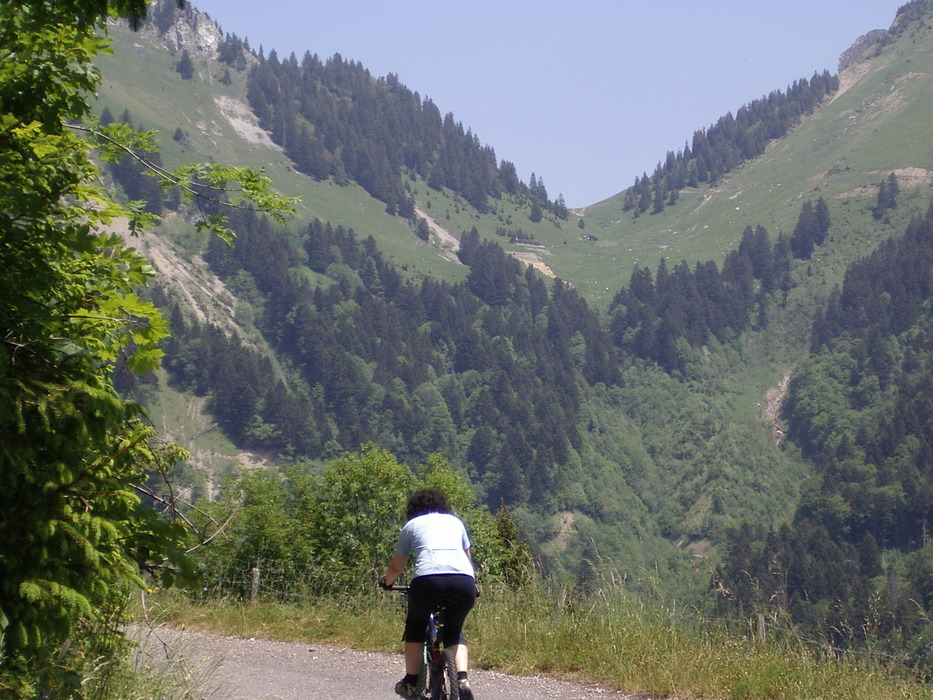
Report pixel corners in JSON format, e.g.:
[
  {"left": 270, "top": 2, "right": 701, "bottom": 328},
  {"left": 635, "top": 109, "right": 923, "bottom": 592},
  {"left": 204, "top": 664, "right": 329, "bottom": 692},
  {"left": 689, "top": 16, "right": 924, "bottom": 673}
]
[{"left": 379, "top": 489, "right": 477, "bottom": 700}]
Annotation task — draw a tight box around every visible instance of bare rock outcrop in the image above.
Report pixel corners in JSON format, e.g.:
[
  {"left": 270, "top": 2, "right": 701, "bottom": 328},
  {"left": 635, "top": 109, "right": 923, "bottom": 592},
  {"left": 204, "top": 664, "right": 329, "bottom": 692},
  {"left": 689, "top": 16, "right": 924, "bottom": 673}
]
[
  {"left": 838, "top": 29, "right": 888, "bottom": 73},
  {"left": 112, "top": 0, "right": 223, "bottom": 57}
]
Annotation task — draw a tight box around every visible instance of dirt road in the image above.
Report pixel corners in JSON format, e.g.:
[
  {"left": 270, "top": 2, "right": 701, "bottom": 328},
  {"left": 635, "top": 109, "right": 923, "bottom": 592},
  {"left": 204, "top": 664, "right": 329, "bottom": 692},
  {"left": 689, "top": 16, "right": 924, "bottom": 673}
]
[{"left": 135, "top": 626, "right": 642, "bottom": 700}]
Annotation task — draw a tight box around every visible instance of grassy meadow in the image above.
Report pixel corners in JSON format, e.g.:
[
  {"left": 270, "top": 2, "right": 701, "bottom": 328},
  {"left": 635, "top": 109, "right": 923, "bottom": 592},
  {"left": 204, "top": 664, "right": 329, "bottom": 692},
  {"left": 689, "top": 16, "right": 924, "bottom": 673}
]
[{"left": 136, "top": 581, "right": 933, "bottom": 700}]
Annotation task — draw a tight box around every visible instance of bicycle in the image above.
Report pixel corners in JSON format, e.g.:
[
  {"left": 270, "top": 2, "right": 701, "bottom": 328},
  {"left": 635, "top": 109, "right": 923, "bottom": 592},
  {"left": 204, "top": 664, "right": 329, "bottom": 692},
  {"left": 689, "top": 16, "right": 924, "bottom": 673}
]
[{"left": 385, "top": 583, "right": 461, "bottom": 700}]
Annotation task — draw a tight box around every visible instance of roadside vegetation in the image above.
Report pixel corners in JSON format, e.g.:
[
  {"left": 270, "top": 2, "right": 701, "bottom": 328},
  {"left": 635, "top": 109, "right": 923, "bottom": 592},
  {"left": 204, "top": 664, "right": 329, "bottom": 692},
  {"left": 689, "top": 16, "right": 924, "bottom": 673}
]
[
  {"left": 0, "top": 1, "right": 292, "bottom": 696},
  {"left": 127, "top": 444, "right": 933, "bottom": 700},
  {"left": 142, "top": 581, "right": 933, "bottom": 700}
]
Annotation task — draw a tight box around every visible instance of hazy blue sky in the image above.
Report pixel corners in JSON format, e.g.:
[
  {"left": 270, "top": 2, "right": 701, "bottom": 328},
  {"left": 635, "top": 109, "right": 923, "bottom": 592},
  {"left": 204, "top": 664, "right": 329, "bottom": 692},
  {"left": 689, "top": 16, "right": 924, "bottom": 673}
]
[{"left": 191, "top": 1, "right": 904, "bottom": 207}]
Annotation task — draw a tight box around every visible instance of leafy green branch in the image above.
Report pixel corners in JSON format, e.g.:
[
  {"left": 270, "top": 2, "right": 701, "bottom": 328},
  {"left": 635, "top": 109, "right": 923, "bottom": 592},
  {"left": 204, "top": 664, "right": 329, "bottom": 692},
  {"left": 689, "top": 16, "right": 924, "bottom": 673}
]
[
  {"left": 70, "top": 119, "right": 297, "bottom": 242},
  {"left": 0, "top": 1, "right": 297, "bottom": 693}
]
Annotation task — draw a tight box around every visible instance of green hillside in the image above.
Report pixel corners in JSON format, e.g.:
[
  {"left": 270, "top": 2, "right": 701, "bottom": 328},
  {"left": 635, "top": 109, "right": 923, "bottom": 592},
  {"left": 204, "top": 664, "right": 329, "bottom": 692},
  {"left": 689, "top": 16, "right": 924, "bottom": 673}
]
[
  {"left": 577, "top": 22, "right": 933, "bottom": 301},
  {"left": 91, "top": 0, "right": 933, "bottom": 631},
  {"left": 94, "top": 28, "right": 463, "bottom": 283},
  {"left": 95, "top": 4, "right": 933, "bottom": 312},
  {"left": 94, "top": 20, "right": 591, "bottom": 289}
]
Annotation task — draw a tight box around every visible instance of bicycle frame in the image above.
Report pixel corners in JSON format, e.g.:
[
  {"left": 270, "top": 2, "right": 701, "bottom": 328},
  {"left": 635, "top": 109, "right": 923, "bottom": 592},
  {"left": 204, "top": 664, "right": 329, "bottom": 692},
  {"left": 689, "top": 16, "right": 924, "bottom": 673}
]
[{"left": 391, "top": 585, "right": 459, "bottom": 700}]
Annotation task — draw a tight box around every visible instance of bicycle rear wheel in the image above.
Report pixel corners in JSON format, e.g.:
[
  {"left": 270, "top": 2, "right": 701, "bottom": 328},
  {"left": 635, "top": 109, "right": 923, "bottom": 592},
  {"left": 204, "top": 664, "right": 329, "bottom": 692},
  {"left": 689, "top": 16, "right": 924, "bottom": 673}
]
[{"left": 428, "top": 647, "right": 459, "bottom": 700}]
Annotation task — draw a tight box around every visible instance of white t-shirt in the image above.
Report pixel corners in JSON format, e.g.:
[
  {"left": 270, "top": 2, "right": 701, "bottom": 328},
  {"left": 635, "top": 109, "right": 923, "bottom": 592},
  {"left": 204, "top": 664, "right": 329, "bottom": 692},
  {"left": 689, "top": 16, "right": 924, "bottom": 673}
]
[{"left": 395, "top": 512, "right": 475, "bottom": 579}]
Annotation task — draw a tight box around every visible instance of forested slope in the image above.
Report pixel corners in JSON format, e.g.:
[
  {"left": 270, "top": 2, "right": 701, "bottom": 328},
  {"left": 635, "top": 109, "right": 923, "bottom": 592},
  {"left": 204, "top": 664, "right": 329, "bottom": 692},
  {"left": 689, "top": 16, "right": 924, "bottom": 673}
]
[
  {"left": 96, "top": 0, "right": 933, "bottom": 665},
  {"left": 718, "top": 200, "right": 933, "bottom": 671}
]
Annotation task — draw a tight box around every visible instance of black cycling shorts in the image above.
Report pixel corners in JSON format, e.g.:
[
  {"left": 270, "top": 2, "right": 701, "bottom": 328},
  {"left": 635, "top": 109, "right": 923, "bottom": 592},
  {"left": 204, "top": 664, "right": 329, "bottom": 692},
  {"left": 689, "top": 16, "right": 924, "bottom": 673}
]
[{"left": 404, "top": 574, "right": 476, "bottom": 647}]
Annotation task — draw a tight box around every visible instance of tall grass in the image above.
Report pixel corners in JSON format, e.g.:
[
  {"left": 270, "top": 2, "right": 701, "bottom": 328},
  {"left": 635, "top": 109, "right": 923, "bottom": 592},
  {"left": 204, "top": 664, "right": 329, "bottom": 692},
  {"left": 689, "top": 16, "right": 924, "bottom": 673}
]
[
  {"left": 139, "top": 578, "right": 933, "bottom": 700},
  {"left": 469, "top": 584, "right": 928, "bottom": 699}
]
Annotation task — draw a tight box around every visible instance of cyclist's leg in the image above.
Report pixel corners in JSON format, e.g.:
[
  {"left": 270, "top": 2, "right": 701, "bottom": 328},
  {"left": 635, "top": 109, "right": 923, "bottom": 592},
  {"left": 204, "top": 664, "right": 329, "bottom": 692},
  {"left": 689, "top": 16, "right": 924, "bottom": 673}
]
[
  {"left": 454, "top": 634, "right": 468, "bottom": 672},
  {"left": 404, "top": 578, "right": 434, "bottom": 648},
  {"left": 404, "top": 642, "right": 422, "bottom": 675},
  {"left": 397, "top": 578, "right": 434, "bottom": 696},
  {"left": 436, "top": 576, "right": 476, "bottom": 649},
  {"left": 432, "top": 577, "right": 475, "bottom": 699}
]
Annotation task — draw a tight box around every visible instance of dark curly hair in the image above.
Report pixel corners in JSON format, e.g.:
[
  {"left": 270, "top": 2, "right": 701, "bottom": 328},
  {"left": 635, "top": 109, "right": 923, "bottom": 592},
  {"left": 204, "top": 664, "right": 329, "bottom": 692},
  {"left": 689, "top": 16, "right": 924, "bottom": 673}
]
[{"left": 405, "top": 489, "right": 450, "bottom": 520}]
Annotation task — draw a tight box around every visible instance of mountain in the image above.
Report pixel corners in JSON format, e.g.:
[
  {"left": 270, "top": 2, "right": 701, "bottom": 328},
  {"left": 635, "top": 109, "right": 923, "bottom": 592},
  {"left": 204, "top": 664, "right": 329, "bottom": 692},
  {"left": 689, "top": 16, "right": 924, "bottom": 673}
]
[
  {"left": 97, "top": 1, "right": 933, "bottom": 307},
  {"left": 94, "top": 0, "right": 933, "bottom": 656}
]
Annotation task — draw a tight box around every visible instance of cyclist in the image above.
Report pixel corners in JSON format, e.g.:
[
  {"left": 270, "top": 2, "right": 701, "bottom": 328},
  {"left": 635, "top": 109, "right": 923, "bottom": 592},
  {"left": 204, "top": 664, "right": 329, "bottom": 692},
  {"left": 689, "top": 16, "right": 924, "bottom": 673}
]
[{"left": 379, "top": 489, "right": 477, "bottom": 700}]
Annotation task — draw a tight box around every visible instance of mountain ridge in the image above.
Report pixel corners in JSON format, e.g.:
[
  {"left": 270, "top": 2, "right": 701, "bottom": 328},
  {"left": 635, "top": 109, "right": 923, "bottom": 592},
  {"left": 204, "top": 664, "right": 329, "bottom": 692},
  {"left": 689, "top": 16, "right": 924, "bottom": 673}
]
[
  {"left": 101, "top": 0, "right": 932, "bottom": 308},
  {"left": 92, "top": 0, "right": 933, "bottom": 620}
]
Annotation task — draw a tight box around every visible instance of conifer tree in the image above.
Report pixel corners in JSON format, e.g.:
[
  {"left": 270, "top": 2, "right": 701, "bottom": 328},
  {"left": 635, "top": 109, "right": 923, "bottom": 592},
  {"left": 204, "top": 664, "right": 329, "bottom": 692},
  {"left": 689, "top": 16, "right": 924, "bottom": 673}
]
[
  {"left": 554, "top": 193, "right": 569, "bottom": 219},
  {"left": 873, "top": 172, "right": 900, "bottom": 219},
  {"left": 529, "top": 200, "right": 544, "bottom": 223},
  {"left": 176, "top": 48, "right": 194, "bottom": 79},
  {"left": 790, "top": 201, "right": 818, "bottom": 259},
  {"left": 815, "top": 197, "right": 831, "bottom": 244}
]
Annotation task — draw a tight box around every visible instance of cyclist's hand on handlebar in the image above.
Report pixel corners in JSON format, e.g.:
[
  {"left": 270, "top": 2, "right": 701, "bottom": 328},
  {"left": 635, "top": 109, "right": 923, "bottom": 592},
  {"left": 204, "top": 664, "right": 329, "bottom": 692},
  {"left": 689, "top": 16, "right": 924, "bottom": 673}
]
[
  {"left": 378, "top": 574, "right": 392, "bottom": 590},
  {"left": 475, "top": 583, "right": 482, "bottom": 598}
]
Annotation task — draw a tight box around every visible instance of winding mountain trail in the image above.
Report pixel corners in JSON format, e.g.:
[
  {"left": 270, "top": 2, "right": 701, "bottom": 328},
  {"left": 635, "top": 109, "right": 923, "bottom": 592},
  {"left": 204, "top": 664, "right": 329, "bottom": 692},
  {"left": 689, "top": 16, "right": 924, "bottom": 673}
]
[{"left": 134, "top": 626, "right": 648, "bottom": 700}]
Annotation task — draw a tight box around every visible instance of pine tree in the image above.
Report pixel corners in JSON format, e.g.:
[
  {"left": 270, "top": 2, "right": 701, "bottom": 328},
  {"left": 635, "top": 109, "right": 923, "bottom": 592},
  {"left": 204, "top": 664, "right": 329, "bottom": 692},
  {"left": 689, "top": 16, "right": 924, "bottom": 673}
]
[
  {"left": 815, "top": 197, "right": 831, "bottom": 244},
  {"left": 791, "top": 201, "right": 818, "bottom": 259},
  {"left": 873, "top": 173, "right": 900, "bottom": 219},
  {"left": 554, "top": 193, "right": 568, "bottom": 219},
  {"left": 529, "top": 201, "right": 543, "bottom": 223},
  {"left": 415, "top": 217, "right": 431, "bottom": 241},
  {"left": 176, "top": 49, "right": 194, "bottom": 79}
]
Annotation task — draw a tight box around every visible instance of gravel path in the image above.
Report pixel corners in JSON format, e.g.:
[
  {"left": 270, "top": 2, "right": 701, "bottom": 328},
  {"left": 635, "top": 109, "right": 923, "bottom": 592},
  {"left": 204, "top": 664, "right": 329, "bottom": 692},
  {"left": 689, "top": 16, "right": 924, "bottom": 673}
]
[{"left": 133, "top": 626, "right": 645, "bottom": 700}]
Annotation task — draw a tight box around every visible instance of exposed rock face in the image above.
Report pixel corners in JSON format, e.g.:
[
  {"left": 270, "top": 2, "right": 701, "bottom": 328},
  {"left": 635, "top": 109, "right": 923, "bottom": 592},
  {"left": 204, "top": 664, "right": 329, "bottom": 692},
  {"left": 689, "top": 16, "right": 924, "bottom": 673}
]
[
  {"left": 112, "top": 0, "right": 223, "bottom": 57},
  {"left": 838, "top": 29, "right": 888, "bottom": 72},
  {"left": 154, "top": 1, "right": 222, "bottom": 56}
]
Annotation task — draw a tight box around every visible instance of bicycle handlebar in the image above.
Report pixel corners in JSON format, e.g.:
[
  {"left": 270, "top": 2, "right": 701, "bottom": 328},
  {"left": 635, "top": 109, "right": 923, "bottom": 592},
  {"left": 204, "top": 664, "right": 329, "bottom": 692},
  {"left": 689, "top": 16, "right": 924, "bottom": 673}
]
[
  {"left": 381, "top": 581, "right": 479, "bottom": 598},
  {"left": 377, "top": 575, "right": 409, "bottom": 591}
]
